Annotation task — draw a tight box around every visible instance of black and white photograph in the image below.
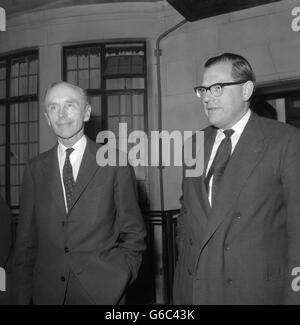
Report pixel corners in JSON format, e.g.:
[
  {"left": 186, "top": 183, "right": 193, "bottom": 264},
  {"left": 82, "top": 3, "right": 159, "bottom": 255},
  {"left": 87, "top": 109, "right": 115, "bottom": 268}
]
[{"left": 0, "top": 0, "right": 300, "bottom": 309}]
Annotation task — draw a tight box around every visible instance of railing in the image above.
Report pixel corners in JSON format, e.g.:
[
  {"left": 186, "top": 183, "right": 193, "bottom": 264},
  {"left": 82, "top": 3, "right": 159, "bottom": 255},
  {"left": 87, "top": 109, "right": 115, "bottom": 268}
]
[{"left": 127, "top": 209, "right": 180, "bottom": 305}]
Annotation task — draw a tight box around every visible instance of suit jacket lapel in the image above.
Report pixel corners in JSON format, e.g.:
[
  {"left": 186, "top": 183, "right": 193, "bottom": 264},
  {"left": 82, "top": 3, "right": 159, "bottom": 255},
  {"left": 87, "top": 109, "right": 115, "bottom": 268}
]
[
  {"left": 67, "top": 138, "right": 100, "bottom": 214},
  {"left": 42, "top": 144, "right": 66, "bottom": 216},
  {"left": 199, "top": 113, "right": 267, "bottom": 254},
  {"left": 191, "top": 126, "right": 217, "bottom": 215}
]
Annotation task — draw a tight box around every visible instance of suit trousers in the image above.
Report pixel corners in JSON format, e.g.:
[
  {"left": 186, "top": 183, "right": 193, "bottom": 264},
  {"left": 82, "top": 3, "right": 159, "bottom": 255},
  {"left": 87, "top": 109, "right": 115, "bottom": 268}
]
[{"left": 63, "top": 270, "right": 95, "bottom": 305}]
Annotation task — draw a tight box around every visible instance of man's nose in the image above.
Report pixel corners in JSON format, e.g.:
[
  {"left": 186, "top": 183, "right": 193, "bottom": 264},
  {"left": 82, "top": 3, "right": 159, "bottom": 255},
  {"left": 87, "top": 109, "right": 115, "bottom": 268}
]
[
  {"left": 58, "top": 105, "right": 67, "bottom": 117},
  {"left": 203, "top": 89, "right": 214, "bottom": 103}
]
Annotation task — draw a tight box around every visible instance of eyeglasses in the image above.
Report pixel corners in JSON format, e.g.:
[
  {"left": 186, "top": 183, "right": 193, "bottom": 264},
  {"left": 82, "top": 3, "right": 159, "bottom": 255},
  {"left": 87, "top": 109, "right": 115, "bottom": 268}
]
[{"left": 194, "top": 81, "right": 247, "bottom": 99}]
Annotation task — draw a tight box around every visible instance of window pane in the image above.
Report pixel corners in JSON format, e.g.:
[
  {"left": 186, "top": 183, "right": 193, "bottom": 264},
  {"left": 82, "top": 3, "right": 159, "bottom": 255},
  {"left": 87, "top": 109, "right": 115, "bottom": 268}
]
[
  {"left": 0, "top": 63, "right": 6, "bottom": 79},
  {"left": 29, "top": 75, "right": 37, "bottom": 94},
  {"left": 0, "top": 127, "right": 5, "bottom": 145},
  {"left": 0, "top": 146, "right": 5, "bottom": 164},
  {"left": 10, "top": 78, "right": 18, "bottom": 97},
  {"left": 20, "top": 124, "right": 28, "bottom": 142},
  {"left": 132, "top": 94, "right": 144, "bottom": 115},
  {"left": 67, "top": 71, "right": 77, "bottom": 85},
  {"left": 66, "top": 52, "right": 77, "bottom": 70},
  {"left": 10, "top": 124, "right": 18, "bottom": 143},
  {"left": 106, "top": 78, "right": 125, "bottom": 90},
  {"left": 29, "top": 59, "right": 38, "bottom": 74},
  {"left": 19, "top": 61, "right": 28, "bottom": 76},
  {"left": 0, "top": 80, "right": 6, "bottom": 99},
  {"left": 0, "top": 166, "right": 5, "bottom": 185},
  {"left": 10, "top": 186, "right": 19, "bottom": 206},
  {"left": 78, "top": 52, "right": 89, "bottom": 69},
  {"left": 19, "top": 144, "right": 29, "bottom": 164},
  {"left": 29, "top": 122, "right": 38, "bottom": 142},
  {"left": 0, "top": 105, "right": 5, "bottom": 124},
  {"left": 10, "top": 165, "right": 19, "bottom": 185},
  {"left": 78, "top": 70, "right": 89, "bottom": 89},
  {"left": 120, "top": 95, "right": 131, "bottom": 116},
  {"left": 29, "top": 102, "right": 38, "bottom": 121},
  {"left": 90, "top": 49, "right": 100, "bottom": 68},
  {"left": 89, "top": 96, "right": 101, "bottom": 117},
  {"left": 19, "top": 76, "right": 28, "bottom": 95},
  {"left": 90, "top": 69, "right": 100, "bottom": 89},
  {"left": 29, "top": 144, "right": 38, "bottom": 159},
  {"left": 19, "top": 103, "right": 29, "bottom": 122},
  {"left": 107, "top": 95, "right": 119, "bottom": 116}
]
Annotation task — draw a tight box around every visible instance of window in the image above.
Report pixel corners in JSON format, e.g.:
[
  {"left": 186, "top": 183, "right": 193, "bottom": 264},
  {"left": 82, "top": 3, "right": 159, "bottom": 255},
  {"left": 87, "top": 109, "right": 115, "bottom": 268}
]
[
  {"left": 63, "top": 42, "right": 148, "bottom": 206},
  {"left": 0, "top": 51, "right": 39, "bottom": 208},
  {"left": 252, "top": 81, "right": 300, "bottom": 129}
]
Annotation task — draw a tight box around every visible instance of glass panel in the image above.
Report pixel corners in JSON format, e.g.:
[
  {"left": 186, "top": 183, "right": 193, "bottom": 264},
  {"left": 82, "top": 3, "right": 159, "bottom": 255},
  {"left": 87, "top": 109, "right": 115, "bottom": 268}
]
[
  {"left": 90, "top": 69, "right": 100, "bottom": 89},
  {"left": 0, "top": 105, "right": 5, "bottom": 124},
  {"left": 90, "top": 49, "right": 100, "bottom": 68},
  {"left": 0, "top": 166, "right": 5, "bottom": 185},
  {"left": 29, "top": 75, "right": 37, "bottom": 94},
  {"left": 10, "top": 145, "right": 18, "bottom": 164},
  {"left": 106, "top": 78, "right": 125, "bottom": 90},
  {"left": 119, "top": 56, "right": 131, "bottom": 74},
  {"left": 10, "top": 124, "right": 18, "bottom": 143},
  {"left": 0, "top": 63, "right": 6, "bottom": 79},
  {"left": 19, "top": 76, "right": 28, "bottom": 95},
  {"left": 0, "top": 80, "right": 5, "bottom": 99},
  {"left": 19, "top": 61, "right": 28, "bottom": 76},
  {"left": 128, "top": 78, "right": 145, "bottom": 89},
  {"left": 107, "top": 96, "right": 119, "bottom": 116},
  {"left": 0, "top": 127, "right": 5, "bottom": 145},
  {"left": 29, "top": 102, "right": 38, "bottom": 121},
  {"left": 131, "top": 55, "right": 144, "bottom": 74},
  {"left": 10, "top": 78, "right": 18, "bottom": 97},
  {"left": 67, "top": 71, "right": 77, "bottom": 85},
  {"left": 66, "top": 52, "right": 77, "bottom": 70},
  {"left": 29, "top": 122, "right": 38, "bottom": 142},
  {"left": 105, "top": 56, "right": 119, "bottom": 75},
  {"left": 11, "top": 62, "right": 19, "bottom": 78},
  {"left": 0, "top": 146, "right": 5, "bottom": 164},
  {"left": 132, "top": 94, "right": 144, "bottom": 115},
  {"left": 10, "top": 104, "right": 18, "bottom": 123},
  {"left": 19, "top": 103, "right": 29, "bottom": 122},
  {"left": 133, "top": 116, "right": 144, "bottom": 131},
  {"left": 78, "top": 70, "right": 89, "bottom": 89},
  {"left": 19, "top": 164, "right": 26, "bottom": 181},
  {"left": 19, "top": 124, "right": 28, "bottom": 142},
  {"left": 78, "top": 52, "right": 89, "bottom": 69},
  {"left": 29, "top": 59, "right": 38, "bottom": 74},
  {"left": 120, "top": 95, "right": 131, "bottom": 116},
  {"left": 19, "top": 144, "right": 29, "bottom": 164},
  {"left": 89, "top": 96, "right": 101, "bottom": 117},
  {"left": 0, "top": 187, "right": 5, "bottom": 201},
  {"left": 108, "top": 117, "right": 120, "bottom": 135}
]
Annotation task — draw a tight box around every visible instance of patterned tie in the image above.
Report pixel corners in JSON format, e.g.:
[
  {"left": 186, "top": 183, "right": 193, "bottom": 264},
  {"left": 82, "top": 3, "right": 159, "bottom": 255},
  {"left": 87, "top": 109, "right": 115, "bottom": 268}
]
[
  {"left": 205, "top": 129, "right": 235, "bottom": 206},
  {"left": 63, "top": 147, "right": 75, "bottom": 212}
]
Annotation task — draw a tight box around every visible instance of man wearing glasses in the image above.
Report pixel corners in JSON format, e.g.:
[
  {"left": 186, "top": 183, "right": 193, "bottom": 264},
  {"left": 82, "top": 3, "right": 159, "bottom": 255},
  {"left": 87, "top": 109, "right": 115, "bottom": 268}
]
[{"left": 173, "top": 53, "right": 300, "bottom": 304}]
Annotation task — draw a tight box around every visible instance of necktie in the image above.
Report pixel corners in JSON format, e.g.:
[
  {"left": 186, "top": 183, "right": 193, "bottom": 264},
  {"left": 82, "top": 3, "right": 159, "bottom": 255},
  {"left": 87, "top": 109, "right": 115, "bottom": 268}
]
[
  {"left": 63, "top": 147, "right": 75, "bottom": 212},
  {"left": 205, "top": 129, "right": 234, "bottom": 205}
]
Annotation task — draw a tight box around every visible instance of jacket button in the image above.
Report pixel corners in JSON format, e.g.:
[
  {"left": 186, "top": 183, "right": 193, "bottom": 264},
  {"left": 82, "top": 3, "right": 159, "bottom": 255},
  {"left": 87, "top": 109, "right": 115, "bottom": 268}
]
[
  {"left": 187, "top": 268, "right": 193, "bottom": 276},
  {"left": 60, "top": 276, "right": 66, "bottom": 282},
  {"left": 235, "top": 212, "right": 241, "bottom": 219},
  {"left": 226, "top": 278, "right": 233, "bottom": 285},
  {"left": 62, "top": 221, "right": 65, "bottom": 227},
  {"left": 64, "top": 247, "right": 69, "bottom": 253},
  {"left": 224, "top": 244, "right": 230, "bottom": 250},
  {"left": 189, "top": 238, "right": 193, "bottom": 246}
]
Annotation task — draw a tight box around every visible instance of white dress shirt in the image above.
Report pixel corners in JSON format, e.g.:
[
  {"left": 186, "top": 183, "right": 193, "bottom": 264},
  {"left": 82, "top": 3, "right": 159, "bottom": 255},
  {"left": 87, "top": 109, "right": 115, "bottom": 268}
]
[
  {"left": 206, "top": 109, "right": 251, "bottom": 206},
  {"left": 57, "top": 135, "right": 87, "bottom": 212}
]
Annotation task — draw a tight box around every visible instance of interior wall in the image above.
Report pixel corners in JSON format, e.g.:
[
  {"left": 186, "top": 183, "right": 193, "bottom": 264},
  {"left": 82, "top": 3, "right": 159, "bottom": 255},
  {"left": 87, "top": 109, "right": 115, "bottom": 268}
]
[{"left": 0, "top": 0, "right": 299, "bottom": 210}]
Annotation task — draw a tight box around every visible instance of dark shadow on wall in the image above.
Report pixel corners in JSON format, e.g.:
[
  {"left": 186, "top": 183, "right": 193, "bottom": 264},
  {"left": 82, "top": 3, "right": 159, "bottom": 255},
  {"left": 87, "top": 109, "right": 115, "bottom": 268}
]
[{"left": 251, "top": 96, "right": 278, "bottom": 120}]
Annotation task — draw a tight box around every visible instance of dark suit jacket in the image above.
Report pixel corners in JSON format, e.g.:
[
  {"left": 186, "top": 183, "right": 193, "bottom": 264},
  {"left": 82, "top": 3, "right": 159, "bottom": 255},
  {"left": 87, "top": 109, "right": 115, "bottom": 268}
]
[
  {"left": 173, "top": 112, "right": 300, "bottom": 305},
  {"left": 12, "top": 137, "right": 146, "bottom": 305},
  {"left": 0, "top": 195, "right": 12, "bottom": 267}
]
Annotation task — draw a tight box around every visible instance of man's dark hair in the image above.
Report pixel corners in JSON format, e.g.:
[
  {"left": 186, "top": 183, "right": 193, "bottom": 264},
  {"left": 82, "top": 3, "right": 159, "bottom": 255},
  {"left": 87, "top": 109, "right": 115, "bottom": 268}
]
[{"left": 204, "top": 53, "right": 256, "bottom": 84}]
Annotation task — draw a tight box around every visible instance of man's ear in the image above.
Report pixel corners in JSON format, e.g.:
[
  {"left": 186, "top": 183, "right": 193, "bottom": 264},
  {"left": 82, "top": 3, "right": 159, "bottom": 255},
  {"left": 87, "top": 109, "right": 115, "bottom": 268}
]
[
  {"left": 84, "top": 104, "right": 91, "bottom": 122},
  {"left": 44, "top": 112, "right": 51, "bottom": 126},
  {"left": 242, "top": 81, "right": 254, "bottom": 101}
]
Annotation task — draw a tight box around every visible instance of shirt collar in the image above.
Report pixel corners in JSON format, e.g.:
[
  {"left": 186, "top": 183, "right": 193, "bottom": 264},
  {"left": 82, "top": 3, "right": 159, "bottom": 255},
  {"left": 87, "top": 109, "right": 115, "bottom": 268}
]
[
  {"left": 58, "top": 134, "right": 87, "bottom": 158},
  {"left": 219, "top": 109, "right": 251, "bottom": 136}
]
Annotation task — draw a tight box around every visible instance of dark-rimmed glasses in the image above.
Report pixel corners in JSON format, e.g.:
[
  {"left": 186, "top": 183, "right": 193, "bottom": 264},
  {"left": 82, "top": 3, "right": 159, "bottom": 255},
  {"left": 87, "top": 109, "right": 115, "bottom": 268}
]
[{"left": 194, "top": 81, "right": 247, "bottom": 99}]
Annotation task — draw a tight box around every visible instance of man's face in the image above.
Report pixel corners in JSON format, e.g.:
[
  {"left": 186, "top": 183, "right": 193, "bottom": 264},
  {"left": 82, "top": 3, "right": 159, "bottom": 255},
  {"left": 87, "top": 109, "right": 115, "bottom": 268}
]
[
  {"left": 44, "top": 84, "right": 91, "bottom": 144},
  {"left": 201, "top": 62, "right": 249, "bottom": 129}
]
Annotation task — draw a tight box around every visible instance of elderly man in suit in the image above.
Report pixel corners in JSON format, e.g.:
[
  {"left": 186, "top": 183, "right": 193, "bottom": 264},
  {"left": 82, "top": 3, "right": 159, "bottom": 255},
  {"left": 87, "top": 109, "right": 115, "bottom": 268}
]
[
  {"left": 173, "top": 53, "right": 300, "bottom": 305},
  {"left": 12, "top": 81, "right": 146, "bottom": 305}
]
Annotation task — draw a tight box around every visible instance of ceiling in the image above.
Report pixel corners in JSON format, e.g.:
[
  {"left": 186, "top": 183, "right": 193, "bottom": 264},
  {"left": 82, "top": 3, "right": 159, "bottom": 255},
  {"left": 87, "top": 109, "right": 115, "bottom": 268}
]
[
  {"left": 0, "top": 0, "right": 161, "bottom": 17},
  {"left": 167, "top": 0, "right": 283, "bottom": 22}
]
